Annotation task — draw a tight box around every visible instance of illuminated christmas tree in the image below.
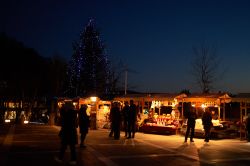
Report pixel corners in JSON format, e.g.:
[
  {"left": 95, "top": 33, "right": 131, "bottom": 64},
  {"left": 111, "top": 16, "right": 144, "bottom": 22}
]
[{"left": 68, "top": 19, "right": 112, "bottom": 99}]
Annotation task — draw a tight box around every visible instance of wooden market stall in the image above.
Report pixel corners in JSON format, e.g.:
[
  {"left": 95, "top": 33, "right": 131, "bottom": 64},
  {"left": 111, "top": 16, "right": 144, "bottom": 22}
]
[
  {"left": 231, "top": 93, "right": 250, "bottom": 140},
  {"left": 182, "top": 93, "right": 232, "bottom": 121},
  {"left": 179, "top": 93, "right": 240, "bottom": 138},
  {"left": 114, "top": 93, "right": 187, "bottom": 134},
  {"left": 57, "top": 97, "right": 111, "bottom": 130}
]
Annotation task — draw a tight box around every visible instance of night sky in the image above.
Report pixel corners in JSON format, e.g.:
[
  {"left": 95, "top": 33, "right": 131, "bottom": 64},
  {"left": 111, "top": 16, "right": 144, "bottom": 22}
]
[{"left": 1, "top": 0, "right": 250, "bottom": 94}]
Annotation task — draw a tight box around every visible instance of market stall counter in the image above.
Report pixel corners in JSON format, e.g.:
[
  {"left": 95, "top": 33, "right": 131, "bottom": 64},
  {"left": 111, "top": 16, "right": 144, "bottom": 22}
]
[{"left": 139, "top": 116, "right": 181, "bottom": 135}]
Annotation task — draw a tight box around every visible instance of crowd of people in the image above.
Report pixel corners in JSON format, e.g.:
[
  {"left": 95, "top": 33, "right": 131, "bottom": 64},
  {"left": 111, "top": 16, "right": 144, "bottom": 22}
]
[
  {"left": 54, "top": 99, "right": 140, "bottom": 165},
  {"left": 109, "top": 100, "right": 139, "bottom": 139},
  {"left": 55, "top": 99, "right": 238, "bottom": 165}
]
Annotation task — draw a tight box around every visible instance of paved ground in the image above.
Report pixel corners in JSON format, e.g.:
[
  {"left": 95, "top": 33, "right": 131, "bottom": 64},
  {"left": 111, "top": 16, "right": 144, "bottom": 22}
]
[{"left": 1, "top": 123, "right": 250, "bottom": 166}]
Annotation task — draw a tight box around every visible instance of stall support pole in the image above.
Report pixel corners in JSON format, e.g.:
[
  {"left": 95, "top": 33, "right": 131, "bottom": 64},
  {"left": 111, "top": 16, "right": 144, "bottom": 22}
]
[
  {"left": 218, "top": 106, "right": 221, "bottom": 120},
  {"left": 223, "top": 102, "right": 226, "bottom": 121},
  {"left": 181, "top": 101, "right": 184, "bottom": 119},
  {"left": 240, "top": 108, "right": 242, "bottom": 140}
]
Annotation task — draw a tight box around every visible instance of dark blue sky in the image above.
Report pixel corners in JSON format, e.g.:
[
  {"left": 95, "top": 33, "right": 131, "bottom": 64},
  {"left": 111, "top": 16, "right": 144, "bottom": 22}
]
[{"left": 1, "top": 0, "right": 250, "bottom": 94}]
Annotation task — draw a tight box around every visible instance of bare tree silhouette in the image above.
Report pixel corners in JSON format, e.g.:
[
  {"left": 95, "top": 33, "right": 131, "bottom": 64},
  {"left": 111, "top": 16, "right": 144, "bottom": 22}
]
[{"left": 190, "top": 42, "right": 224, "bottom": 93}]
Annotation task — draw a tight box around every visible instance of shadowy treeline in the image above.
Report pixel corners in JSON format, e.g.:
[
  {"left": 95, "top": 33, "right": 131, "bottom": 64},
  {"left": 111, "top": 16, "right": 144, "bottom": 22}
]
[{"left": 0, "top": 33, "right": 68, "bottom": 105}]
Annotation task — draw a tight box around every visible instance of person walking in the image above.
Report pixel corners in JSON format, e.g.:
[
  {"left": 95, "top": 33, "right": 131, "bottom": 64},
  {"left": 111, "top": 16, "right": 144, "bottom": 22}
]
[
  {"left": 121, "top": 101, "right": 129, "bottom": 137},
  {"left": 55, "top": 101, "right": 78, "bottom": 165},
  {"left": 110, "top": 102, "right": 121, "bottom": 140},
  {"left": 127, "top": 100, "right": 138, "bottom": 139},
  {"left": 78, "top": 104, "right": 90, "bottom": 148},
  {"left": 184, "top": 108, "right": 197, "bottom": 142},
  {"left": 202, "top": 109, "right": 213, "bottom": 143}
]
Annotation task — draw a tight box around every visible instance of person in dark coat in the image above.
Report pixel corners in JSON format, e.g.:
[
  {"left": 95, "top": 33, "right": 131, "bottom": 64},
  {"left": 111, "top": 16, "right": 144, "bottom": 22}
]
[
  {"left": 127, "top": 100, "right": 138, "bottom": 139},
  {"left": 202, "top": 109, "right": 213, "bottom": 142},
  {"left": 245, "top": 113, "right": 250, "bottom": 142},
  {"left": 184, "top": 108, "right": 197, "bottom": 142},
  {"left": 78, "top": 104, "right": 90, "bottom": 148},
  {"left": 110, "top": 102, "right": 121, "bottom": 140},
  {"left": 55, "top": 101, "right": 78, "bottom": 165},
  {"left": 108, "top": 104, "right": 114, "bottom": 137},
  {"left": 121, "top": 101, "right": 129, "bottom": 137}
]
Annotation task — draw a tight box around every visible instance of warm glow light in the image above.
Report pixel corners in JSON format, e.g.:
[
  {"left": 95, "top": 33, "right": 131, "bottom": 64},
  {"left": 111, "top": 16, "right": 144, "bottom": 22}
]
[
  {"left": 201, "top": 104, "right": 206, "bottom": 108},
  {"left": 58, "top": 102, "right": 63, "bottom": 108},
  {"left": 86, "top": 105, "right": 91, "bottom": 116},
  {"left": 103, "top": 106, "right": 110, "bottom": 114},
  {"left": 90, "top": 96, "right": 97, "bottom": 102},
  {"left": 172, "top": 99, "right": 177, "bottom": 107},
  {"left": 192, "top": 104, "right": 195, "bottom": 107},
  {"left": 24, "top": 120, "right": 29, "bottom": 124},
  {"left": 5, "top": 119, "right": 10, "bottom": 123},
  {"left": 151, "top": 100, "right": 161, "bottom": 108}
]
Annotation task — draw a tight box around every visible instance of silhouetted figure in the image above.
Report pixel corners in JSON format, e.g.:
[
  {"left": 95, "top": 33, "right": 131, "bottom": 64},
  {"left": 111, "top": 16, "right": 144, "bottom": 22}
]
[
  {"left": 127, "top": 100, "right": 137, "bottom": 139},
  {"left": 55, "top": 101, "right": 78, "bottom": 165},
  {"left": 110, "top": 102, "right": 121, "bottom": 140},
  {"left": 121, "top": 101, "right": 129, "bottom": 137},
  {"left": 245, "top": 113, "right": 250, "bottom": 142},
  {"left": 202, "top": 109, "right": 213, "bottom": 142},
  {"left": 108, "top": 105, "right": 114, "bottom": 137},
  {"left": 184, "top": 108, "right": 197, "bottom": 142},
  {"left": 78, "top": 104, "right": 90, "bottom": 148}
]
